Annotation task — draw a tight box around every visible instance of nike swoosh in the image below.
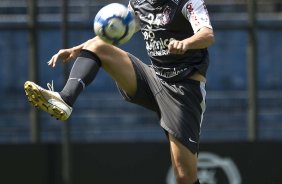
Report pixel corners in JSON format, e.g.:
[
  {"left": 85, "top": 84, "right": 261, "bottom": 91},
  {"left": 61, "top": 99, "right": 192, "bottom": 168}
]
[{"left": 189, "top": 137, "right": 197, "bottom": 144}]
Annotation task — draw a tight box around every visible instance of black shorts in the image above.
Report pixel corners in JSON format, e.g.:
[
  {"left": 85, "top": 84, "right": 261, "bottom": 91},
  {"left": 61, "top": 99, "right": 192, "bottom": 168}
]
[{"left": 118, "top": 53, "right": 207, "bottom": 154}]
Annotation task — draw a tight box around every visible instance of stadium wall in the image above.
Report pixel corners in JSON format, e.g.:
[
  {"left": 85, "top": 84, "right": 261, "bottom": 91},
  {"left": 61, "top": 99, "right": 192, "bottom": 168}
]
[{"left": 0, "top": 142, "right": 281, "bottom": 184}]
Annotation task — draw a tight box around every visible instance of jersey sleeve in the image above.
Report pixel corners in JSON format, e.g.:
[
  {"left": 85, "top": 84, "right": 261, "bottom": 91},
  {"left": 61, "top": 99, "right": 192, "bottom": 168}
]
[{"left": 181, "top": 0, "right": 213, "bottom": 33}]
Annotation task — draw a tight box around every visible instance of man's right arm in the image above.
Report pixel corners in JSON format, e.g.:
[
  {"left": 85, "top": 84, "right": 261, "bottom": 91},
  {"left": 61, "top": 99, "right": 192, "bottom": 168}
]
[{"left": 47, "top": 37, "right": 98, "bottom": 67}]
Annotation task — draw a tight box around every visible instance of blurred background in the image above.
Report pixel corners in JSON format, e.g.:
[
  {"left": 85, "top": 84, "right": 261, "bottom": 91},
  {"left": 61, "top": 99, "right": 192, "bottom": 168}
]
[{"left": 0, "top": 0, "right": 282, "bottom": 184}]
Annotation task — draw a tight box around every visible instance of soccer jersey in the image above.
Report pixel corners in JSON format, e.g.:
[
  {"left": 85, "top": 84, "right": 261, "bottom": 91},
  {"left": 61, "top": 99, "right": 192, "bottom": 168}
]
[{"left": 129, "top": 0, "right": 212, "bottom": 78}]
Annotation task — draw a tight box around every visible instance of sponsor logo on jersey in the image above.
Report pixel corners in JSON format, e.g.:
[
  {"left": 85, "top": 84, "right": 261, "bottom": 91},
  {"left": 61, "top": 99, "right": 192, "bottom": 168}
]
[
  {"left": 140, "top": 7, "right": 175, "bottom": 57},
  {"left": 146, "top": 37, "right": 174, "bottom": 56}
]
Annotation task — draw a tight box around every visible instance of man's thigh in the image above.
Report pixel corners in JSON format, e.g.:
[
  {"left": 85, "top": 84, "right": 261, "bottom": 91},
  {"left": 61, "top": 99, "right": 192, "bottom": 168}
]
[
  {"left": 169, "top": 133, "right": 198, "bottom": 184},
  {"left": 83, "top": 37, "right": 137, "bottom": 97}
]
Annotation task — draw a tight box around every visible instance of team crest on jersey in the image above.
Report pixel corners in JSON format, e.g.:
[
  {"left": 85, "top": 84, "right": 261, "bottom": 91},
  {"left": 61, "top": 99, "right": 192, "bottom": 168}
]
[{"left": 161, "top": 6, "right": 172, "bottom": 25}]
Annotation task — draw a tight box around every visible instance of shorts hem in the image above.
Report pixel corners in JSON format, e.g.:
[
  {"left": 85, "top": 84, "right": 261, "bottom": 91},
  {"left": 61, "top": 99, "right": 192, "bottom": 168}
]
[{"left": 161, "top": 121, "right": 198, "bottom": 154}]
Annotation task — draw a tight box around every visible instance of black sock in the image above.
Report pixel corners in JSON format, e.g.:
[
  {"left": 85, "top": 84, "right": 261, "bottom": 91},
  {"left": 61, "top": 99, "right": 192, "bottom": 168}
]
[{"left": 59, "top": 49, "right": 101, "bottom": 106}]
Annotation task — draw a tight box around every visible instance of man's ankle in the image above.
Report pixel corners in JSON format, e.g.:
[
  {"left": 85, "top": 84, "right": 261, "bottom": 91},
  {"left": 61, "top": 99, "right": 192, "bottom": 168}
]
[{"left": 59, "top": 92, "right": 73, "bottom": 107}]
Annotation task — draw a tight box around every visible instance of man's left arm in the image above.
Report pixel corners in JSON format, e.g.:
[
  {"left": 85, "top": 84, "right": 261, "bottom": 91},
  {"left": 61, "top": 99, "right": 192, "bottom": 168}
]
[
  {"left": 168, "top": 0, "right": 214, "bottom": 54},
  {"left": 168, "top": 27, "right": 214, "bottom": 54}
]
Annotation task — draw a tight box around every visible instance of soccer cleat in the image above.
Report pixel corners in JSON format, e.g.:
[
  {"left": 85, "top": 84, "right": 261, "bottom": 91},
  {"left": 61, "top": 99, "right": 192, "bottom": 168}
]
[{"left": 24, "top": 81, "right": 72, "bottom": 121}]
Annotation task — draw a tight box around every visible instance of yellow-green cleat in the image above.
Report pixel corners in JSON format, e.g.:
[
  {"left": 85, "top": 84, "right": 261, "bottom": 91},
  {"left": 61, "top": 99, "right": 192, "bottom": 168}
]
[{"left": 24, "top": 81, "right": 72, "bottom": 121}]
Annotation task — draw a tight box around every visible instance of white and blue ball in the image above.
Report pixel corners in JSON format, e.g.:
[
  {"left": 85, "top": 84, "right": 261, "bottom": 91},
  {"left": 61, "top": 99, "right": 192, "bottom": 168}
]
[{"left": 94, "top": 3, "right": 136, "bottom": 45}]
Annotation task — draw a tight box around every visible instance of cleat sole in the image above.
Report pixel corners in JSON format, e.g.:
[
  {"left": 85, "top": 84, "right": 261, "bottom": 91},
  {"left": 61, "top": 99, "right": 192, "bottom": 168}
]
[{"left": 24, "top": 81, "right": 69, "bottom": 121}]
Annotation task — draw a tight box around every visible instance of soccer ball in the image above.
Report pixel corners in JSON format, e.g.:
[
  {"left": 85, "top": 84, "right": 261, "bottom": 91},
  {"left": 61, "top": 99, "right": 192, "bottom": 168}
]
[{"left": 94, "top": 3, "right": 136, "bottom": 45}]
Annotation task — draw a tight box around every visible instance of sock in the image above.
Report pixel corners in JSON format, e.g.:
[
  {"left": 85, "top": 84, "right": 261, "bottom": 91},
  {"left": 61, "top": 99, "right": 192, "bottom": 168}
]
[{"left": 59, "top": 49, "right": 101, "bottom": 106}]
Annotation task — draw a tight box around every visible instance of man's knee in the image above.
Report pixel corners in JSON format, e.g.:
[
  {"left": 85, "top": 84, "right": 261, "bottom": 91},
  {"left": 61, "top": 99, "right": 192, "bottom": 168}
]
[{"left": 82, "top": 37, "right": 111, "bottom": 57}]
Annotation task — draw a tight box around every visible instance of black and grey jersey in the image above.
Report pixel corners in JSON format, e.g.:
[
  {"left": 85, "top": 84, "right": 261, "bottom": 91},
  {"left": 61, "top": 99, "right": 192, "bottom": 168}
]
[{"left": 128, "top": 0, "right": 212, "bottom": 77}]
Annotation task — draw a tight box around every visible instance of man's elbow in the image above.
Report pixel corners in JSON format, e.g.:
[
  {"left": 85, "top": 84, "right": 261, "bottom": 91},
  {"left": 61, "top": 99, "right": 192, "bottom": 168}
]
[
  {"left": 209, "top": 32, "right": 215, "bottom": 45},
  {"left": 206, "top": 29, "right": 215, "bottom": 46},
  {"left": 201, "top": 27, "right": 215, "bottom": 47}
]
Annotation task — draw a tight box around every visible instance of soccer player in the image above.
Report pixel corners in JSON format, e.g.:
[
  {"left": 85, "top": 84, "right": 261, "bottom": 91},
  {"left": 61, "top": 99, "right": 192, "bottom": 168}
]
[{"left": 24, "top": 0, "right": 214, "bottom": 183}]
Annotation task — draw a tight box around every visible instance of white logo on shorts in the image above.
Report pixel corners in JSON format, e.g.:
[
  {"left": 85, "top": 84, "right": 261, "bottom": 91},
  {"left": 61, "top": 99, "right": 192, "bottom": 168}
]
[{"left": 189, "top": 137, "right": 197, "bottom": 144}]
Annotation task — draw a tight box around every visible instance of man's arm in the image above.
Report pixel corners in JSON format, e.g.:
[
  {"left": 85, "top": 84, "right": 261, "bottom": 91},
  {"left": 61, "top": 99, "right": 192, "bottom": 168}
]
[
  {"left": 183, "top": 27, "right": 214, "bottom": 49},
  {"left": 47, "top": 37, "right": 98, "bottom": 67},
  {"left": 168, "top": 27, "right": 214, "bottom": 54},
  {"left": 169, "top": 0, "right": 214, "bottom": 54}
]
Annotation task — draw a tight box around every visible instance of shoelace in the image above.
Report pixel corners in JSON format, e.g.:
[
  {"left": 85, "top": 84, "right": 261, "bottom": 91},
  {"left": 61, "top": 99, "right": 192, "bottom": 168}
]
[{"left": 47, "top": 80, "right": 54, "bottom": 91}]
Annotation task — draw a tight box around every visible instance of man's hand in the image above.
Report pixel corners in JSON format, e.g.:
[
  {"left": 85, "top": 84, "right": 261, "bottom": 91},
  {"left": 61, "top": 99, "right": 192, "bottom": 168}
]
[
  {"left": 168, "top": 40, "right": 187, "bottom": 55},
  {"left": 47, "top": 48, "right": 80, "bottom": 67},
  {"left": 168, "top": 27, "right": 214, "bottom": 55}
]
